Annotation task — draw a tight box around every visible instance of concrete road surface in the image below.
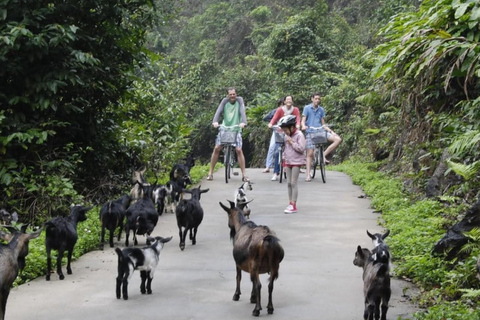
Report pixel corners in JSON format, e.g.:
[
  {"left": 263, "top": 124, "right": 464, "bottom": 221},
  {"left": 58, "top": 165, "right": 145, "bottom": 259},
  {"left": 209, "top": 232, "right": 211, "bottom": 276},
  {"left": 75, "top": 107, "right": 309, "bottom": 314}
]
[{"left": 7, "top": 169, "right": 420, "bottom": 320}]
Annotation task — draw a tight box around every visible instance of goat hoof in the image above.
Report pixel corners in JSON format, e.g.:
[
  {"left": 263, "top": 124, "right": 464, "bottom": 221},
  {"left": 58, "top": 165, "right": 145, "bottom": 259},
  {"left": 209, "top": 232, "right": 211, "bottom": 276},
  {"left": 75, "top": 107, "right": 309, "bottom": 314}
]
[
  {"left": 141, "top": 290, "right": 146, "bottom": 294},
  {"left": 192, "top": 240, "right": 196, "bottom": 245},
  {"left": 67, "top": 270, "right": 72, "bottom": 275},
  {"left": 180, "top": 244, "right": 185, "bottom": 251},
  {"left": 59, "top": 275, "right": 65, "bottom": 280},
  {"left": 268, "top": 308, "right": 274, "bottom": 314},
  {"left": 123, "top": 296, "right": 128, "bottom": 300},
  {"left": 46, "top": 275, "right": 50, "bottom": 281},
  {"left": 252, "top": 310, "right": 260, "bottom": 317},
  {"left": 147, "top": 290, "right": 152, "bottom": 294},
  {"left": 232, "top": 294, "right": 240, "bottom": 301}
]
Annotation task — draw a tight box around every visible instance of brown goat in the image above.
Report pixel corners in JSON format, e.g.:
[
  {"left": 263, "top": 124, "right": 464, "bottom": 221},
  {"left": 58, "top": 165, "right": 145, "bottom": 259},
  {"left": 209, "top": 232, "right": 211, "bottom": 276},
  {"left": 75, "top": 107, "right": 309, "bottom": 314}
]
[
  {"left": 219, "top": 201, "right": 284, "bottom": 317},
  {"left": 0, "top": 225, "right": 42, "bottom": 320}
]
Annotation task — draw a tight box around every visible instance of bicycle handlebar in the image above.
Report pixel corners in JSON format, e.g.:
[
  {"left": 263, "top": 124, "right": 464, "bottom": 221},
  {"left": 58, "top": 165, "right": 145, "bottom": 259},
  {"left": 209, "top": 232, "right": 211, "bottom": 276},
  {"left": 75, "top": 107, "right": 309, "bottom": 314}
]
[{"left": 219, "top": 124, "right": 240, "bottom": 129}]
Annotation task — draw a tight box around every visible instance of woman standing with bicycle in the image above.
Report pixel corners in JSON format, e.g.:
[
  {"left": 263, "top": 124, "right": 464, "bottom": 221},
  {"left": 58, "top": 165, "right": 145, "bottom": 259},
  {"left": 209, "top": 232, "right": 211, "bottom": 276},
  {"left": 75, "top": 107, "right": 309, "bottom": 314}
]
[
  {"left": 278, "top": 115, "right": 306, "bottom": 214},
  {"left": 267, "top": 95, "right": 301, "bottom": 181},
  {"left": 207, "top": 87, "right": 249, "bottom": 182}
]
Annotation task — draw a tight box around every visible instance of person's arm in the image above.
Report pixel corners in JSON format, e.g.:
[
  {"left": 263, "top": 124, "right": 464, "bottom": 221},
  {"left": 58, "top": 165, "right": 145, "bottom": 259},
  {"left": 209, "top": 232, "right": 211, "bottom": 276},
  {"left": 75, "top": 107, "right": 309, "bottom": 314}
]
[
  {"left": 294, "top": 107, "right": 301, "bottom": 129},
  {"left": 237, "top": 97, "right": 247, "bottom": 127},
  {"left": 289, "top": 132, "right": 306, "bottom": 153},
  {"left": 212, "top": 98, "right": 228, "bottom": 127},
  {"left": 268, "top": 108, "right": 283, "bottom": 128},
  {"left": 301, "top": 106, "right": 308, "bottom": 130}
]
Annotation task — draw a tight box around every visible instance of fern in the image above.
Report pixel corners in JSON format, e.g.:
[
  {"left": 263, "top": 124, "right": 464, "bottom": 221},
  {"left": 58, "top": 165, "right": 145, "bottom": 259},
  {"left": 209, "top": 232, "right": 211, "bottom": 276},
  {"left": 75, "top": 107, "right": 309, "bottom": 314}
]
[
  {"left": 449, "top": 130, "right": 480, "bottom": 157},
  {"left": 447, "top": 160, "right": 480, "bottom": 181}
]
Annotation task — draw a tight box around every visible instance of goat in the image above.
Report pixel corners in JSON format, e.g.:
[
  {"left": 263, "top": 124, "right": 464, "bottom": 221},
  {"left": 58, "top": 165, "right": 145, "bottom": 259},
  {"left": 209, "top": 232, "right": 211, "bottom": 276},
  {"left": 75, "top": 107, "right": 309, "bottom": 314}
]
[
  {"left": 45, "top": 205, "right": 92, "bottom": 280},
  {"left": 124, "top": 189, "right": 159, "bottom": 247},
  {"left": 99, "top": 195, "right": 131, "bottom": 250},
  {"left": 219, "top": 201, "right": 285, "bottom": 317},
  {"left": 0, "top": 209, "right": 18, "bottom": 225},
  {"left": 167, "top": 176, "right": 191, "bottom": 213},
  {"left": 234, "top": 181, "right": 253, "bottom": 219},
  {"left": 169, "top": 154, "right": 195, "bottom": 182},
  {"left": 0, "top": 225, "right": 42, "bottom": 320},
  {"left": 175, "top": 186, "right": 209, "bottom": 250},
  {"left": 115, "top": 236, "right": 172, "bottom": 300},
  {"left": 353, "top": 246, "right": 391, "bottom": 320},
  {"left": 152, "top": 185, "right": 168, "bottom": 216},
  {"left": 130, "top": 167, "right": 151, "bottom": 204},
  {"left": 367, "top": 230, "right": 391, "bottom": 265}
]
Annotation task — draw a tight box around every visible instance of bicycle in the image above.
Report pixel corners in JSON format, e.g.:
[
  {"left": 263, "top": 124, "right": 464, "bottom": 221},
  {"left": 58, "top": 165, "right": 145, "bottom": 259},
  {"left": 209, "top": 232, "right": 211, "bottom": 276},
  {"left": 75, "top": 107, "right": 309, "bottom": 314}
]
[
  {"left": 219, "top": 125, "right": 240, "bottom": 183},
  {"left": 272, "top": 125, "right": 286, "bottom": 183},
  {"left": 308, "top": 127, "right": 329, "bottom": 183}
]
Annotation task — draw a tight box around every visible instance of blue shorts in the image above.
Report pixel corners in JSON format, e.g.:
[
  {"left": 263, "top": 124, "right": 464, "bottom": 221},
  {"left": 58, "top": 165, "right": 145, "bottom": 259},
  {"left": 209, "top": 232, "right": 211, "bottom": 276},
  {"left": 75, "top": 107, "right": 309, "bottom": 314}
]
[
  {"left": 305, "top": 131, "right": 331, "bottom": 149},
  {"left": 215, "top": 130, "right": 243, "bottom": 148}
]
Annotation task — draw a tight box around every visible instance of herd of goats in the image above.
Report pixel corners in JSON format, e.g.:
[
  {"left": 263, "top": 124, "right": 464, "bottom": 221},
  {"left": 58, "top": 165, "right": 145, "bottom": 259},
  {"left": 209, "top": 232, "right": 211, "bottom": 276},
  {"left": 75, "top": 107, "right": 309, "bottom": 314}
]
[{"left": 0, "top": 156, "right": 395, "bottom": 320}]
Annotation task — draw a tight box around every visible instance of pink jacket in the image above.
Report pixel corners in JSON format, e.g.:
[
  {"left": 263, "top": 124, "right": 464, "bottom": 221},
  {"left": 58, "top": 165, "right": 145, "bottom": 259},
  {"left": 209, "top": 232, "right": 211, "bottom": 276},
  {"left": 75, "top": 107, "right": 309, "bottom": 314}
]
[{"left": 283, "top": 129, "right": 306, "bottom": 166}]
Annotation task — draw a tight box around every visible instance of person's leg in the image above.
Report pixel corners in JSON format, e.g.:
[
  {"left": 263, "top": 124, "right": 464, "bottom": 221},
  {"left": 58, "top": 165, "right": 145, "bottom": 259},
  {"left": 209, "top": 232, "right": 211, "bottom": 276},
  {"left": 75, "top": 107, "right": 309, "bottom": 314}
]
[
  {"left": 264, "top": 133, "right": 275, "bottom": 171},
  {"left": 324, "top": 134, "right": 342, "bottom": 161},
  {"left": 273, "top": 143, "right": 280, "bottom": 175},
  {"left": 306, "top": 149, "right": 314, "bottom": 180},
  {"left": 207, "top": 145, "right": 222, "bottom": 178},
  {"left": 291, "top": 166, "right": 300, "bottom": 208},
  {"left": 236, "top": 147, "right": 247, "bottom": 178},
  {"left": 286, "top": 167, "right": 293, "bottom": 203}
]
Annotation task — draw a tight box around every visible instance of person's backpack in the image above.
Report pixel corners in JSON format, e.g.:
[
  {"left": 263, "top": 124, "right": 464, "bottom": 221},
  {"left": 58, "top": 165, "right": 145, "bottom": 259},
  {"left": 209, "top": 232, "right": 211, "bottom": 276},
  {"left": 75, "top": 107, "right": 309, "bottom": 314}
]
[{"left": 263, "top": 108, "right": 277, "bottom": 122}]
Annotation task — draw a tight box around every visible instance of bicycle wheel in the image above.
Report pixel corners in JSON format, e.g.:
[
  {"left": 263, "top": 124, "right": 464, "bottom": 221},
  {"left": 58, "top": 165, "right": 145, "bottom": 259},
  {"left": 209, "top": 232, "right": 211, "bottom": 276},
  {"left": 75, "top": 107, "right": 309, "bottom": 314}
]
[
  {"left": 224, "top": 146, "right": 231, "bottom": 183},
  {"left": 319, "top": 146, "right": 326, "bottom": 183},
  {"left": 311, "top": 147, "right": 318, "bottom": 179},
  {"left": 279, "top": 145, "right": 284, "bottom": 183}
]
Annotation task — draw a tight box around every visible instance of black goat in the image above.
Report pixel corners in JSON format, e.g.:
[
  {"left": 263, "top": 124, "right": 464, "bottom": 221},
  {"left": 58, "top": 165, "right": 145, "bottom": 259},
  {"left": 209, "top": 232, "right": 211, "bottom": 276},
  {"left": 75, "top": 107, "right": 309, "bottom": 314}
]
[
  {"left": 45, "top": 205, "right": 92, "bottom": 280},
  {"left": 220, "top": 201, "right": 285, "bottom": 317},
  {"left": 115, "top": 236, "right": 172, "bottom": 300},
  {"left": 166, "top": 176, "right": 191, "bottom": 213},
  {"left": 99, "top": 195, "right": 131, "bottom": 250},
  {"left": 353, "top": 246, "right": 391, "bottom": 320},
  {"left": 367, "top": 230, "right": 391, "bottom": 265},
  {"left": 175, "top": 186, "right": 209, "bottom": 250},
  {"left": 169, "top": 154, "right": 195, "bottom": 182},
  {"left": 0, "top": 225, "right": 42, "bottom": 320},
  {"left": 124, "top": 190, "right": 159, "bottom": 247}
]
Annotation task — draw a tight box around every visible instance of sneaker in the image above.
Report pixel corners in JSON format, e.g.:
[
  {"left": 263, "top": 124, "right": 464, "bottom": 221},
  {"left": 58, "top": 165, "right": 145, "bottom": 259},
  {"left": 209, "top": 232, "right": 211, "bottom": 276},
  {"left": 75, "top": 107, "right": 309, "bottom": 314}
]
[
  {"left": 284, "top": 203, "right": 297, "bottom": 214},
  {"left": 271, "top": 174, "right": 279, "bottom": 181}
]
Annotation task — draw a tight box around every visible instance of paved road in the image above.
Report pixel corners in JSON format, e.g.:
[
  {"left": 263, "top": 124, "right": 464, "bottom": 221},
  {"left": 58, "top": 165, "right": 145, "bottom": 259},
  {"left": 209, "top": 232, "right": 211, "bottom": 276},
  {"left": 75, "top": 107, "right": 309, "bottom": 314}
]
[{"left": 7, "top": 169, "right": 419, "bottom": 320}]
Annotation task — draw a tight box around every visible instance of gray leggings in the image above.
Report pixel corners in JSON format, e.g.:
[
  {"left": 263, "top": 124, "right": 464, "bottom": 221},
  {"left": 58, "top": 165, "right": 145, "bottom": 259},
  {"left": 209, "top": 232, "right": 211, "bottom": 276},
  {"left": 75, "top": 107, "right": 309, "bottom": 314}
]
[{"left": 285, "top": 166, "right": 300, "bottom": 202}]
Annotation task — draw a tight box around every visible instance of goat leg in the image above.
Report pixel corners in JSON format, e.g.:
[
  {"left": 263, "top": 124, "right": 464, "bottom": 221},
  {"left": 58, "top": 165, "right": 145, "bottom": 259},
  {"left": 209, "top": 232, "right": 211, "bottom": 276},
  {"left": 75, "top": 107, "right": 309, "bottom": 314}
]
[
  {"left": 191, "top": 227, "right": 198, "bottom": 245},
  {"left": 140, "top": 271, "right": 147, "bottom": 294},
  {"left": 66, "top": 248, "right": 73, "bottom": 275},
  {"left": 56, "top": 249, "right": 65, "bottom": 280},
  {"left": 122, "top": 276, "right": 129, "bottom": 300},
  {"left": 46, "top": 247, "right": 52, "bottom": 281},
  {"left": 146, "top": 271, "right": 153, "bottom": 294},
  {"left": 251, "top": 273, "right": 262, "bottom": 317},
  {"left": 267, "top": 277, "right": 274, "bottom": 314},
  {"left": 100, "top": 226, "right": 106, "bottom": 250},
  {"left": 117, "top": 219, "right": 123, "bottom": 242},
  {"left": 179, "top": 227, "right": 187, "bottom": 251},
  {"left": 109, "top": 227, "right": 115, "bottom": 248},
  {"left": 233, "top": 265, "right": 242, "bottom": 301},
  {"left": 116, "top": 274, "right": 123, "bottom": 299}
]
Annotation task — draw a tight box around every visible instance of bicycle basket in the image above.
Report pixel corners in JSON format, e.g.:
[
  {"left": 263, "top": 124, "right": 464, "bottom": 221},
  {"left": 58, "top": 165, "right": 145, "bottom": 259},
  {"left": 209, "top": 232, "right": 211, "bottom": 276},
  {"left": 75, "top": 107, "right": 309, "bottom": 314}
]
[
  {"left": 220, "top": 131, "right": 236, "bottom": 144},
  {"left": 274, "top": 131, "right": 285, "bottom": 143},
  {"left": 310, "top": 131, "right": 328, "bottom": 145}
]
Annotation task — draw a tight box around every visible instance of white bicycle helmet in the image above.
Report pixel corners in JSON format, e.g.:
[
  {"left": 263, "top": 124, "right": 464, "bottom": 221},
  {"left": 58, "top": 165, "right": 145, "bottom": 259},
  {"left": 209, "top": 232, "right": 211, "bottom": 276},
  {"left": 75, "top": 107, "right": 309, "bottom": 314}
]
[{"left": 278, "top": 115, "right": 296, "bottom": 128}]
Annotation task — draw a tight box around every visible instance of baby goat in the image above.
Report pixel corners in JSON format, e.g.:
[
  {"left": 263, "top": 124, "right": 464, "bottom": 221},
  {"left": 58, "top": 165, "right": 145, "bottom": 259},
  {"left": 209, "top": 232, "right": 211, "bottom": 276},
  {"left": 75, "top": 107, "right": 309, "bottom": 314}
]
[
  {"left": 175, "top": 186, "right": 209, "bottom": 250},
  {"left": 234, "top": 181, "right": 253, "bottom": 219},
  {"left": 99, "top": 195, "right": 130, "bottom": 250},
  {"left": 353, "top": 246, "right": 391, "bottom": 320},
  {"left": 0, "top": 225, "right": 42, "bottom": 320},
  {"left": 115, "top": 236, "right": 172, "bottom": 300},
  {"left": 45, "top": 205, "right": 91, "bottom": 280},
  {"left": 367, "top": 230, "right": 391, "bottom": 265}
]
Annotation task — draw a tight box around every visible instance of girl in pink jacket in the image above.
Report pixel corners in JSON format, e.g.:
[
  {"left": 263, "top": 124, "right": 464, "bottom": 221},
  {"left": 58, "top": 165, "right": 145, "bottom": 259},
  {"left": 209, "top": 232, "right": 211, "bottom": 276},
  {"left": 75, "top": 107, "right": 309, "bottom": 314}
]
[{"left": 278, "top": 115, "right": 306, "bottom": 213}]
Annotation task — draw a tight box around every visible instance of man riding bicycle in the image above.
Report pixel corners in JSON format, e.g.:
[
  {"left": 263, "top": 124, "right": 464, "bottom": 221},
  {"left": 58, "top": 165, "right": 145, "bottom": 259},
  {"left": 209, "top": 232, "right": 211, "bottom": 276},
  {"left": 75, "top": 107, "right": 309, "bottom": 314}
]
[
  {"left": 301, "top": 92, "right": 342, "bottom": 182},
  {"left": 207, "top": 87, "right": 249, "bottom": 182}
]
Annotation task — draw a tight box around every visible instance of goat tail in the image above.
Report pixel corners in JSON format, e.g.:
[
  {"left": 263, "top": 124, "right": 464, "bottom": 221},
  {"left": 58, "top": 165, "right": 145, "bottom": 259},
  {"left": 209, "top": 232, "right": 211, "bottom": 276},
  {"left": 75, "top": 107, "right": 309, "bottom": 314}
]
[
  {"left": 115, "top": 248, "right": 123, "bottom": 262},
  {"left": 262, "top": 235, "right": 285, "bottom": 280}
]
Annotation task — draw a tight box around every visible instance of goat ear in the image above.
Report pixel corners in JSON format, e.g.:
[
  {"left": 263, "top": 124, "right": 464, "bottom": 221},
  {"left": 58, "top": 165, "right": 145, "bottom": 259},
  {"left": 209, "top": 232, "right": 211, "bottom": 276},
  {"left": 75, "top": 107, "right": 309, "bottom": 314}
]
[
  {"left": 382, "top": 229, "right": 390, "bottom": 239},
  {"left": 20, "top": 224, "right": 29, "bottom": 233},
  {"left": 160, "top": 236, "right": 173, "bottom": 243},
  {"left": 356, "top": 245, "right": 363, "bottom": 255},
  {"left": 366, "top": 230, "right": 374, "bottom": 240},
  {"left": 201, "top": 188, "right": 210, "bottom": 193},
  {"left": 219, "top": 202, "right": 229, "bottom": 212},
  {"left": 28, "top": 226, "right": 43, "bottom": 239},
  {"left": 227, "top": 200, "right": 235, "bottom": 209}
]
